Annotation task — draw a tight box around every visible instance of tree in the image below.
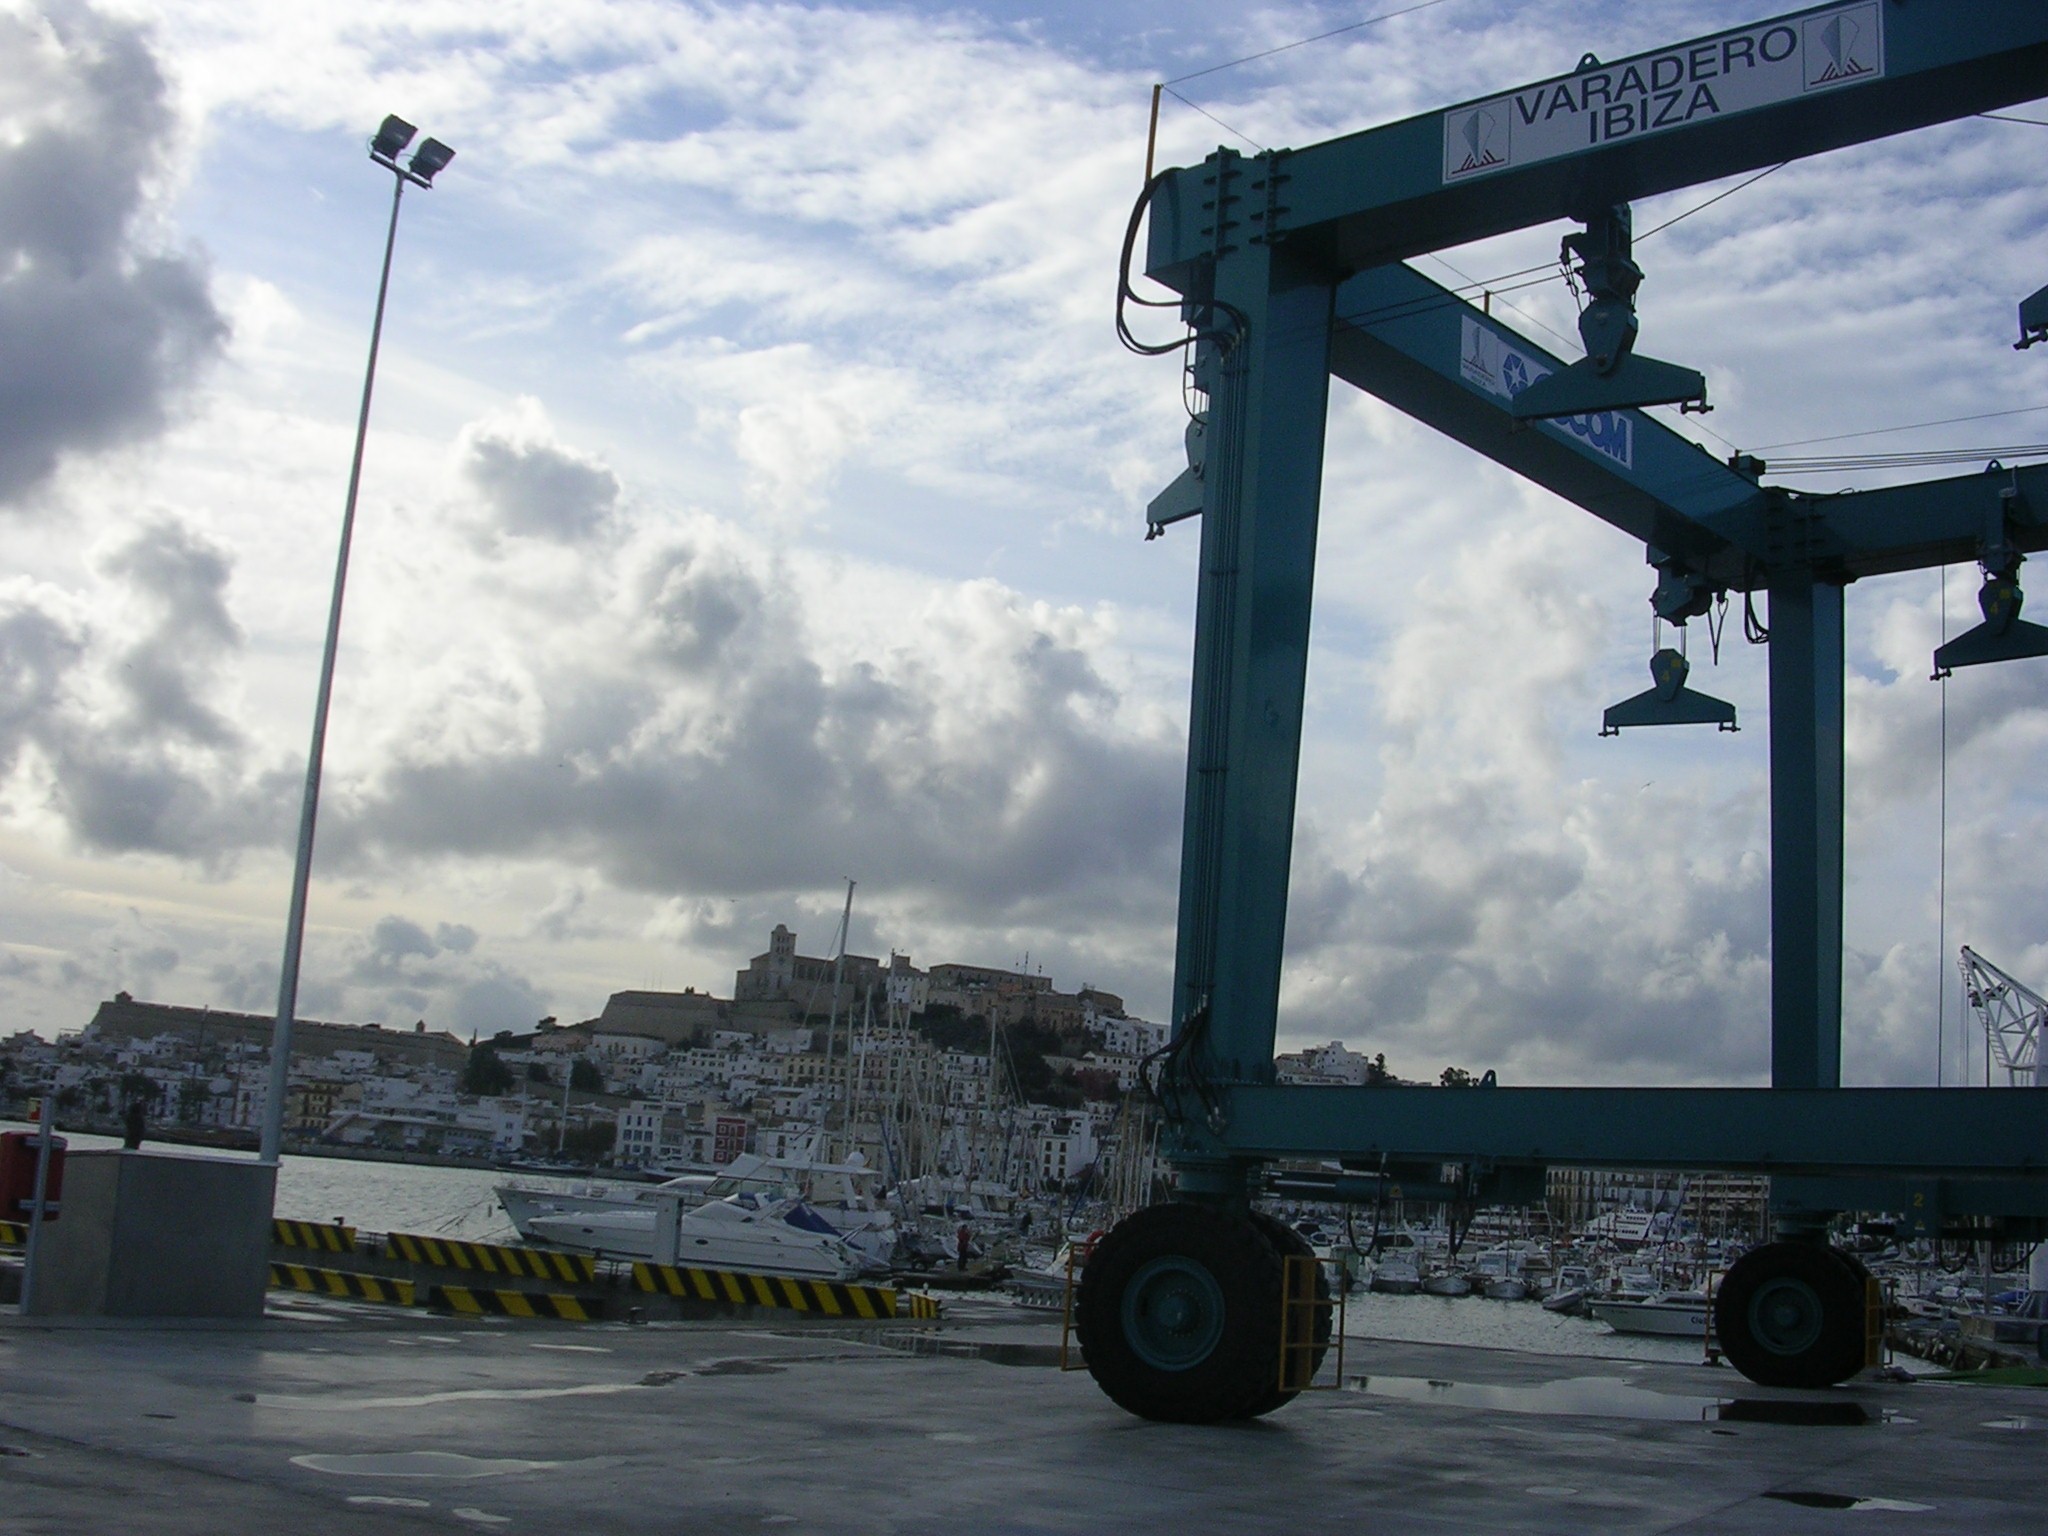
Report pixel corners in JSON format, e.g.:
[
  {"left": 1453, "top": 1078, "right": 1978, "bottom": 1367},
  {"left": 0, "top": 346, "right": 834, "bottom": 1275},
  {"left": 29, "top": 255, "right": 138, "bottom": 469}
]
[
  {"left": 463, "top": 1043, "right": 515, "bottom": 1096},
  {"left": 569, "top": 1058, "right": 602, "bottom": 1092},
  {"left": 561, "top": 1121, "right": 614, "bottom": 1165},
  {"left": 1439, "top": 1066, "right": 1479, "bottom": 1088},
  {"left": 526, "top": 1060, "right": 553, "bottom": 1085},
  {"left": 1072, "top": 1067, "right": 1122, "bottom": 1103}
]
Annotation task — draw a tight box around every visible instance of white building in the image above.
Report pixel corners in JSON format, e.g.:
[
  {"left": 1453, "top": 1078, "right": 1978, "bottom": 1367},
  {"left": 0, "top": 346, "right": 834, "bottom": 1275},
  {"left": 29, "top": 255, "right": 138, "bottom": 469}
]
[
  {"left": 1095, "top": 1015, "right": 1171, "bottom": 1059},
  {"left": 1037, "top": 1112, "right": 1098, "bottom": 1187},
  {"left": 616, "top": 1101, "right": 665, "bottom": 1164},
  {"left": 1274, "top": 1040, "right": 1386, "bottom": 1086},
  {"left": 590, "top": 1032, "right": 664, "bottom": 1062}
]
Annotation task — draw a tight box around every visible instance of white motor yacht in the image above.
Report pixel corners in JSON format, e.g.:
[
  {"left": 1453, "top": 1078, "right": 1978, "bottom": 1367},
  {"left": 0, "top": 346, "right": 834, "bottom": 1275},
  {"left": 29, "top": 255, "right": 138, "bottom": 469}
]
[
  {"left": 1369, "top": 1252, "right": 1422, "bottom": 1295},
  {"left": 526, "top": 1191, "right": 863, "bottom": 1281},
  {"left": 500, "top": 1151, "right": 898, "bottom": 1273},
  {"left": 1585, "top": 1290, "right": 1711, "bottom": 1337},
  {"left": 497, "top": 1173, "right": 712, "bottom": 1240}
]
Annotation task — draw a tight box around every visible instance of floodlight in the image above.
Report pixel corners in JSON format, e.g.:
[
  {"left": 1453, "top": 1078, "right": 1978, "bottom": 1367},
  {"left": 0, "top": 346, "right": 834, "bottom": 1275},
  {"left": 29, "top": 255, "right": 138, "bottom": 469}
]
[
  {"left": 407, "top": 137, "right": 456, "bottom": 183},
  {"left": 370, "top": 115, "right": 416, "bottom": 162}
]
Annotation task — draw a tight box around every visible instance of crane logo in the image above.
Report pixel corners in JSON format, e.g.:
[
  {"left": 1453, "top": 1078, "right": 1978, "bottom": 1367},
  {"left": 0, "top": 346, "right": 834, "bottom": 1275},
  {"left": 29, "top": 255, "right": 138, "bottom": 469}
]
[
  {"left": 1451, "top": 108, "right": 1506, "bottom": 175},
  {"left": 1804, "top": 6, "right": 1877, "bottom": 89}
]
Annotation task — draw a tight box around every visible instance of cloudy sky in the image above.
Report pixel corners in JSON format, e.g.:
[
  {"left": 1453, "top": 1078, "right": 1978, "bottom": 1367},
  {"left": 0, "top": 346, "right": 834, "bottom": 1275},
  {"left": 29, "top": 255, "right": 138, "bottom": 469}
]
[{"left": 1, "top": 0, "right": 2043, "bottom": 1089}]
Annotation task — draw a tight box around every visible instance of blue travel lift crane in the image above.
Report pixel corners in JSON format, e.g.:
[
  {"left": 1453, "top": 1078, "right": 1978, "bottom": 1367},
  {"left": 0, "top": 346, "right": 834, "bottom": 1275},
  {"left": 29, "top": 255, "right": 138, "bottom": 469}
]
[{"left": 1080, "top": 1, "right": 2048, "bottom": 1422}]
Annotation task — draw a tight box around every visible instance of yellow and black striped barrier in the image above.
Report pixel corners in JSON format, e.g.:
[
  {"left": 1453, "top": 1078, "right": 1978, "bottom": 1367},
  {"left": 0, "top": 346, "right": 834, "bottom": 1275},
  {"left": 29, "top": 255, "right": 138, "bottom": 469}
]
[
  {"left": 429, "top": 1284, "right": 594, "bottom": 1321},
  {"left": 0, "top": 1220, "right": 25, "bottom": 1247},
  {"left": 272, "top": 1219, "right": 357, "bottom": 1253},
  {"left": 902, "top": 1290, "right": 943, "bottom": 1320},
  {"left": 269, "top": 1262, "right": 414, "bottom": 1306},
  {"left": 385, "top": 1232, "right": 596, "bottom": 1283},
  {"left": 631, "top": 1262, "right": 919, "bottom": 1319}
]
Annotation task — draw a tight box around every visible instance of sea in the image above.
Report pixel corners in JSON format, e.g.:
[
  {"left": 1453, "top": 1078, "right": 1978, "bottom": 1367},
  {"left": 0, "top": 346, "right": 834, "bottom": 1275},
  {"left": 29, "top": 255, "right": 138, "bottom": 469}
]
[{"left": 7, "top": 1122, "right": 1705, "bottom": 1364}]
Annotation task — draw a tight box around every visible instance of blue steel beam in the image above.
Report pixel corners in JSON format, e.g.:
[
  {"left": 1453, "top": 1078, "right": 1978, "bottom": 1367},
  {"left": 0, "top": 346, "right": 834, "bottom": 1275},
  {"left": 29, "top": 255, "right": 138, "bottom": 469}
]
[
  {"left": 1171, "top": 242, "right": 1334, "bottom": 1174},
  {"left": 1210, "top": 1085, "right": 2045, "bottom": 1178},
  {"left": 1799, "top": 462, "right": 2048, "bottom": 579},
  {"left": 1147, "top": 2, "right": 2048, "bottom": 290},
  {"left": 1773, "top": 1175, "right": 2048, "bottom": 1225},
  {"left": 1330, "top": 263, "right": 1765, "bottom": 577},
  {"left": 1327, "top": 269, "right": 2048, "bottom": 583}
]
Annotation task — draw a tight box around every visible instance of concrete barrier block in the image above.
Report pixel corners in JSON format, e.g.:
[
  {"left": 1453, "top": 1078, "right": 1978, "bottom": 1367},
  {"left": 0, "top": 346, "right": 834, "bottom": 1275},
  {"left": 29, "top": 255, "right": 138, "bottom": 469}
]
[{"left": 26, "top": 1150, "right": 276, "bottom": 1318}]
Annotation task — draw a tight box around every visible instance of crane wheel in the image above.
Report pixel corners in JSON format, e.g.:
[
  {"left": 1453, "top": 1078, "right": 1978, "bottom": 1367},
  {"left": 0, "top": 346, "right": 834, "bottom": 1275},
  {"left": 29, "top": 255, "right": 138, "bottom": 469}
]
[
  {"left": 1076, "top": 1202, "right": 1286, "bottom": 1422},
  {"left": 1714, "top": 1241, "right": 1867, "bottom": 1389}
]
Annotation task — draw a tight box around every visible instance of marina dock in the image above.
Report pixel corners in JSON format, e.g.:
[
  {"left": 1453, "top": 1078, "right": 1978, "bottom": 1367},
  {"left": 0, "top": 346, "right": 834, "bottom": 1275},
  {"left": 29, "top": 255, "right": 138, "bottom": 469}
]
[{"left": 4, "top": 1292, "right": 2041, "bottom": 1534}]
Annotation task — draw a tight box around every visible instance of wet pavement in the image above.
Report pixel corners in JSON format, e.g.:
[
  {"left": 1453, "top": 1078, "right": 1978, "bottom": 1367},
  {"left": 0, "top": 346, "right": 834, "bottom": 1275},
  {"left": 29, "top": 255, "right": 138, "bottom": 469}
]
[{"left": 2, "top": 1293, "right": 2041, "bottom": 1533}]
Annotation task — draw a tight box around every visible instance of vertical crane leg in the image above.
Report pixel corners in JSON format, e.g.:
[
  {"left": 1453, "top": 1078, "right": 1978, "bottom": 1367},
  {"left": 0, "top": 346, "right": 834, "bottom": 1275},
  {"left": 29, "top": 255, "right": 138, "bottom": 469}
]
[
  {"left": 1082, "top": 176, "right": 1338, "bottom": 1421},
  {"left": 1167, "top": 210, "right": 1336, "bottom": 1197},
  {"left": 1767, "top": 574, "right": 1845, "bottom": 1094}
]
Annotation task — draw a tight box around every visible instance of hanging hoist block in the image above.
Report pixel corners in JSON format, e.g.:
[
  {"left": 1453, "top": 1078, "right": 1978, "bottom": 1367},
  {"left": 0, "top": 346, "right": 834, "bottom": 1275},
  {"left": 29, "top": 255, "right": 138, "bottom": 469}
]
[
  {"left": 1511, "top": 204, "right": 1706, "bottom": 420},
  {"left": 1932, "top": 486, "right": 2048, "bottom": 675},
  {"left": 1932, "top": 571, "right": 2048, "bottom": 675},
  {"left": 1513, "top": 351, "right": 1707, "bottom": 420},
  {"left": 1601, "top": 646, "right": 1737, "bottom": 735}
]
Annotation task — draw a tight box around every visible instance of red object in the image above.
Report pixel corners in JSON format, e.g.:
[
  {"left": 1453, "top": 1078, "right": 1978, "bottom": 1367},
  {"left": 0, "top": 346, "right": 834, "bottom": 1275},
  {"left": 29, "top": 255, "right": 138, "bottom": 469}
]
[{"left": 0, "top": 1130, "right": 65, "bottom": 1222}]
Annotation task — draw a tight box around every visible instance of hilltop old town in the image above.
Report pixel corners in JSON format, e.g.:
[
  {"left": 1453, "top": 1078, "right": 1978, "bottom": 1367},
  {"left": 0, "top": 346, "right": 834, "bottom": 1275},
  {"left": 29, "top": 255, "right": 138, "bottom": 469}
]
[
  {"left": 4, "top": 923, "right": 1411, "bottom": 1190},
  {"left": 0, "top": 921, "right": 1713, "bottom": 1227}
]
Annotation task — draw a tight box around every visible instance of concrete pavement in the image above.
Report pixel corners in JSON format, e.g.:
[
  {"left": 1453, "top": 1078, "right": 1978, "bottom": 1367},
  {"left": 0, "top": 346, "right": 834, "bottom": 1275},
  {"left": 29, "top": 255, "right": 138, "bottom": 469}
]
[{"left": 2, "top": 1293, "right": 2039, "bottom": 1533}]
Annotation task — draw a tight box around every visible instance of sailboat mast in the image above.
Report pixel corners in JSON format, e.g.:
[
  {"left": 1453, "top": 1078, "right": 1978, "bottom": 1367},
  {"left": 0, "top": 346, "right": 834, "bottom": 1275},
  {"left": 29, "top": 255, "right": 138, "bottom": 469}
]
[
  {"left": 848, "top": 982, "right": 873, "bottom": 1154},
  {"left": 819, "top": 878, "right": 855, "bottom": 1160}
]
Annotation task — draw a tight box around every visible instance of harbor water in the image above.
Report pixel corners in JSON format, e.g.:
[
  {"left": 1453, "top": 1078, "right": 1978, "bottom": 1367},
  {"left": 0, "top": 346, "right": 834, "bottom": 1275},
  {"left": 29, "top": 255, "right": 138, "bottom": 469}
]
[
  {"left": 1335, "top": 1288, "right": 1703, "bottom": 1364},
  {"left": 2, "top": 1123, "right": 521, "bottom": 1244}
]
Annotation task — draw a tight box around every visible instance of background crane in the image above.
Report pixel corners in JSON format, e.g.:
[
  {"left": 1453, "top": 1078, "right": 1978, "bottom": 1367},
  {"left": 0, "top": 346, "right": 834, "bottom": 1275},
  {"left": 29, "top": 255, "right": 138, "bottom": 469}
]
[{"left": 1959, "top": 947, "right": 2045, "bottom": 1089}]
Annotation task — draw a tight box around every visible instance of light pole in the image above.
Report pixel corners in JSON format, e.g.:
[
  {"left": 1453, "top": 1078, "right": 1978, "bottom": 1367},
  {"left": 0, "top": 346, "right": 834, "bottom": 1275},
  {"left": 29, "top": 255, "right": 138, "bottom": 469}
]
[{"left": 261, "top": 116, "right": 456, "bottom": 1166}]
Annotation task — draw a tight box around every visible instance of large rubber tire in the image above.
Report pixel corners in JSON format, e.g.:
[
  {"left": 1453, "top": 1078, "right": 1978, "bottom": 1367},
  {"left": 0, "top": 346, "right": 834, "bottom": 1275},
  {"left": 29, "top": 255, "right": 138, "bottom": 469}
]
[
  {"left": 1076, "top": 1203, "right": 1285, "bottom": 1423},
  {"left": 1235, "top": 1211, "right": 1334, "bottom": 1418},
  {"left": 1715, "top": 1242, "right": 1867, "bottom": 1389}
]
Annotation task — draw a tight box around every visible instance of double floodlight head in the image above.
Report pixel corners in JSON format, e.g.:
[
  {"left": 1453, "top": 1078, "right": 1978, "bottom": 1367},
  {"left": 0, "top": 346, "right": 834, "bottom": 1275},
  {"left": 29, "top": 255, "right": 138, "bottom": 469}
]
[{"left": 369, "top": 113, "right": 456, "bottom": 186}]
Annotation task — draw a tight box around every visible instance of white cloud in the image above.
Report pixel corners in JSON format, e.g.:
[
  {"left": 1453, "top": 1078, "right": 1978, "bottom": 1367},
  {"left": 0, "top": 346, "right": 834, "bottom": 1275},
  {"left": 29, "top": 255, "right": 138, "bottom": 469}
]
[{"left": 0, "top": 0, "right": 226, "bottom": 506}]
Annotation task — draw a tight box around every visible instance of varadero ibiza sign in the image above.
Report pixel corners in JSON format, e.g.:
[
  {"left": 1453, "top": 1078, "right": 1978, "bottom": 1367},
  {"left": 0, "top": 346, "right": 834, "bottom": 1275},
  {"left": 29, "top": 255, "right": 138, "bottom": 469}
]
[{"left": 1444, "top": 2, "right": 1884, "bottom": 182}]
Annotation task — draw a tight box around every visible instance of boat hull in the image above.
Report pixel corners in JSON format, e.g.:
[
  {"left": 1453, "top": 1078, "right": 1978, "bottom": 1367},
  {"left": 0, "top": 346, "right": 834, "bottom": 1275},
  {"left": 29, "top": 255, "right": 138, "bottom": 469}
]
[
  {"left": 1584, "top": 1298, "right": 1710, "bottom": 1336},
  {"left": 527, "top": 1197, "right": 863, "bottom": 1282}
]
